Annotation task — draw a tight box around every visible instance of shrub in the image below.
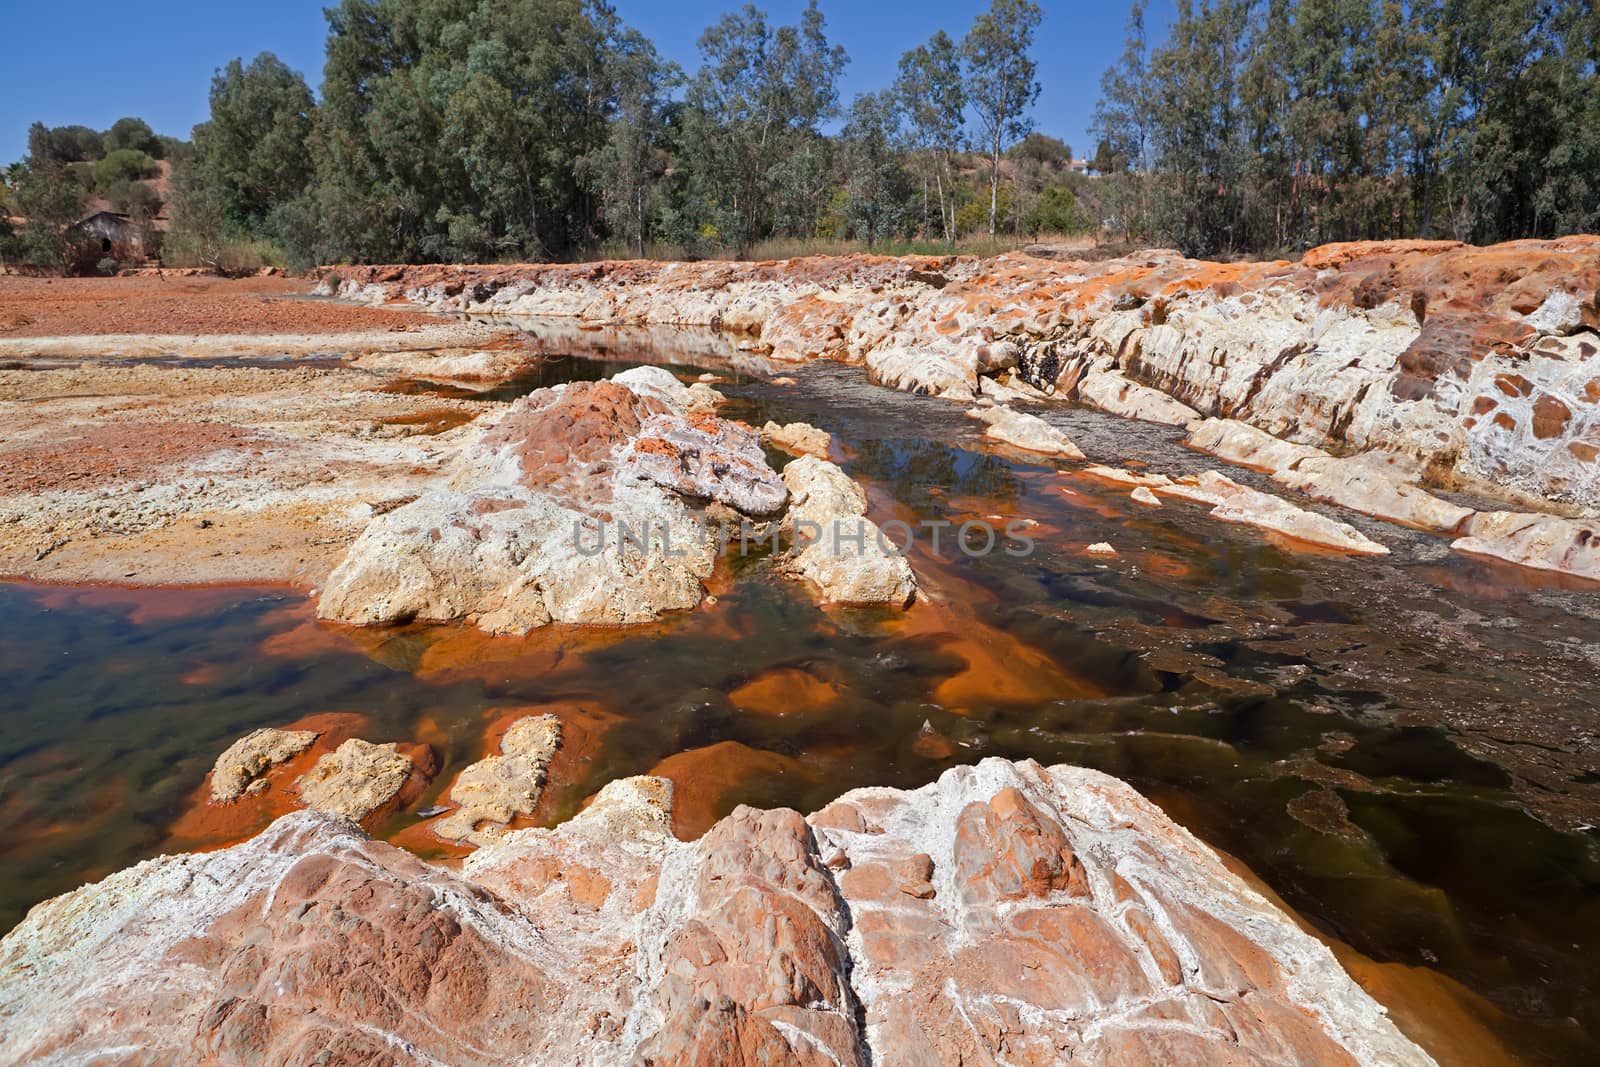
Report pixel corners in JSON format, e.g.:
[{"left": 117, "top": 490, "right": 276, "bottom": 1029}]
[{"left": 92, "top": 150, "right": 158, "bottom": 193}]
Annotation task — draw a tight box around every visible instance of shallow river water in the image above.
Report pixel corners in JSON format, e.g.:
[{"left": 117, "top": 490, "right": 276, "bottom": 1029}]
[{"left": 1, "top": 334, "right": 1598, "bottom": 1064}]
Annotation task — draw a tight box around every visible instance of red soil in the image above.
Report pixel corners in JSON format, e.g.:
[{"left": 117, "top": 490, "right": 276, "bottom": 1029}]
[{"left": 0, "top": 274, "right": 437, "bottom": 337}]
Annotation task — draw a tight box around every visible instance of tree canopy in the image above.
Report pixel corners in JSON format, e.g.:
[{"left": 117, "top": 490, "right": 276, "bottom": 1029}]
[{"left": 8, "top": 0, "right": 1598, "bottom": 272}]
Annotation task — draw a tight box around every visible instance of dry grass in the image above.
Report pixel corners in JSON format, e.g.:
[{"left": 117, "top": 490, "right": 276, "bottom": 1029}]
[{"left": 562, "top": 231, "right": 1107, "bottom": 264}]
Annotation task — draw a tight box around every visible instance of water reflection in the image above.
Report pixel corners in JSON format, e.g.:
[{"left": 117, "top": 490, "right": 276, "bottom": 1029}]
[{"left": 0, "top": 350, "right": 1597, "bottom": 1063}]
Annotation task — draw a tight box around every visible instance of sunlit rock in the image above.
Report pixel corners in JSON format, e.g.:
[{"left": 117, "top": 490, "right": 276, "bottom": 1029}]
[{"left": 0, "top": 759, "right": 1432, "bottom": 1066}]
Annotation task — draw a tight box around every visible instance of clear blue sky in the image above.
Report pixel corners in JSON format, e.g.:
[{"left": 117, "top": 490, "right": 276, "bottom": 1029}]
[{"left": 1, "top": 1, "right": 1173, "bottom": 166}]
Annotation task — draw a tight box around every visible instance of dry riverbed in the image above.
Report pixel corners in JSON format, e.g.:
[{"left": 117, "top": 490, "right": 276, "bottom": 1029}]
[{"left": 0, "top": 275, "right": 519, "bottom": 585}]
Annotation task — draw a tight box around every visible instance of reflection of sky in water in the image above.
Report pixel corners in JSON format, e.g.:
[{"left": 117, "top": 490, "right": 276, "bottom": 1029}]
[{"left": 0, "top": 353, "right": 1597, "bottom": 1063}]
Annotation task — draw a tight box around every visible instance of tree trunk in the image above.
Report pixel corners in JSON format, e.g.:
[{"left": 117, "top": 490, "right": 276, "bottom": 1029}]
[{"left": 988, "top": 144, "right": 1000, "bottom": 238}]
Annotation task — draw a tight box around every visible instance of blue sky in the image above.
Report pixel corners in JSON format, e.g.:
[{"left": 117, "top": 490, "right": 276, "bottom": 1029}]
[{"left": 1, "top": 1, "right": 1172, "bottom": 166}]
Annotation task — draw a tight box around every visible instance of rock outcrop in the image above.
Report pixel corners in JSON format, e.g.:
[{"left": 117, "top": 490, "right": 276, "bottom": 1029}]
[
  {"left": 1182, "top": 470, "right": 1391, "bottom": 554},
  {"left": 966, "top": 403, "right": 1086, "bottom": 458},
  {"left": 1086, "top": 465, "right": 1391, "bottom": 555},
  {"left": 431, "top": 714, "right": 562, "bottom": 845},
  {"left": 1451, "top": 510, "right": 1600, "bottom": 579},
  {"left": 782, "top": 455, "right": 917, "bottom": 606},
  {"left": 316, "top": 373, "right": 787, "bottom": 633},
  {"left": 0, "top": 759, "right": 1433, "bottom": 1066},
  {"left": 760, "top": 419, "right": 831, "bottom": 457},
  {"left": 295, "top": 737, "right": 430, "bottom": 821},
  {"left": 1272, "top": 455, "right": 1475, "bottom": 534},
  {"left": 208, "top": 727, "right": 318, "bottom": 802}
]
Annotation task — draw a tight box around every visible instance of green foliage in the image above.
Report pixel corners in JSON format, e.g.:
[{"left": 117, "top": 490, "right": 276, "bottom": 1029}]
[
  {"left": 1093, "top": 0, "right": 1600, "bottom": 255},
  {"left": 3, "top": 162, "right": 88, "bottom": 271},
  {"left": 1010, "top": 132, "right": 1070, "bottom": 167},
  {"left": 1026, "top": 185, "right": 1089, "bottom": 235},
  {"left": 104, "top": 117, "right": 161, "bottom": 157},
  {"left": 583, "top": 29, "right": 681, "bottom": 257},
  {"left": 841, "top": 91, "right": 913, "bottom": 248},
  {"left": 306, "top": 0, "right": 623, "bottom": 264},
  {"left": 105, "top": 179, "right": 162, "bottom": 217},
  {"left": 895, "top": 30, "right": 965, "bottom": 240},
  {"left": 955, "top": 182, "right": 1010, "bottom": 235},
  {"left": 19, "top": 0, "right": 1594, "bottom": 270},
  {"left": 962, "top": 0, "right": 1043, "bottom": 237},
  {"left": 92, "top": 149, "right": 158, "bottom": 192},
  {"left": 189, "top": 53, "right": 315, "bottom": 242},
  {"left": 678, "top": 1, "right": 849, "bottom": 256},
  {"left": 26, "top": 123, "right": 104, "bottom": 164}
]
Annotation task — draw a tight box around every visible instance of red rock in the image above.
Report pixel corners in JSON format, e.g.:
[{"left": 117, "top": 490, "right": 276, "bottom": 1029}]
[{"left": 0, "top": 759, "right": 1434, "bottom": 1066}]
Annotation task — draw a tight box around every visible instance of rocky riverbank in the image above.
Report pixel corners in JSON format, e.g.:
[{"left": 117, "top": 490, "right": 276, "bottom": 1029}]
[
  {"left": 0, "top": 757, "right": 1431, "bottom": 1066},
  {"left": 324, "top": 239, "right": 1600, "bottom": 580}
]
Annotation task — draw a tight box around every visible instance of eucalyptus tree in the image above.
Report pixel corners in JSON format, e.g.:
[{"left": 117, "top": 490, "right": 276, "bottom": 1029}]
[
  {"left": 585, "top": 29, "right": 681, "bottom": 257},
  {"left": 894, "top": 30, "right": 965, "bottom": 240},
  {"left": 683, "top": 1, "right": 847, "bottom": 255},
  {"left": 1090, "top": 0, "right": 1154, "bottom": 240},
  {"left": 840, "top": 90, "right": 913, "bottom": 249},
  {"left": 188, "top": 53, "right": 316, "bottom": 240},
  {"left": 961, "top": 0, "right": 1042, "bottom": 237}
]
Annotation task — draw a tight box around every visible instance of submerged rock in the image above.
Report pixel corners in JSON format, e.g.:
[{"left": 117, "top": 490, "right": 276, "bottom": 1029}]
[
  {"left": 208, "top": 727, "right": 318, "bottom": 803},
  {"left": 760, "top": 419, "right": 832, "bottom": 457},
  {"left": 0, "top": 759, "right": 1433, "bottom": 1066},
  {"left": 1176, "top": 471, "right": 1391, "bottom": 555}
]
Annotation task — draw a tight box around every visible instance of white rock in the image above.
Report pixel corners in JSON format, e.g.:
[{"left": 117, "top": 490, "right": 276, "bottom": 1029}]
[
  {"left": 1273, "top": 455, "right": 1475, "bottom": 534},
  {"left": 966, "top": 405, "right": 1085, "bottom": 459},
  {"left": 1185, "top": 417, "right": 1329, "bottom": 473},
  {"left": 1523, "top": 289, "right": 1585, "bottom": 335},
  {"left": 782, "top": 456, "right": 917, "bottom": 606},
  {"left": 1452, "top": 511, "right": 1600, "bottom": 579}
]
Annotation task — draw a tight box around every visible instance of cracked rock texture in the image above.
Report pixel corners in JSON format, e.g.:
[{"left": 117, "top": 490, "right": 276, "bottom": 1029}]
[
  {"left": 0, "top": 758, "right": 1431, "bottom": 1066},
  {"left": 782, "top": 455, "right": 918, "bottom": 607},
  {"left": 432, "top": 714, "right": 563, "bottom": 845}
]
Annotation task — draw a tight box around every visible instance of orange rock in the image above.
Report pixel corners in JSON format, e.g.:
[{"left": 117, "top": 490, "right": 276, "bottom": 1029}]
[{"left": 728, "top": 667, "right": 842, "bottom": 716}]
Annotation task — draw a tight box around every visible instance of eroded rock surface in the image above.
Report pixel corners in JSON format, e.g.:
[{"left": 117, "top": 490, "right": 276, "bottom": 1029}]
[
  {"left": 0, "top": 759, "right": 1432, "bottom": 1066},
  {"left": 295, "top": 738, "right": 426, "bottom": 821},
  {"left": 760, "top": 419, "right": 831, "bottom": 457},
  {"left": 966, "top": 403, "right": 1086, "bottom": 458},
  {"left": 1178, "top": 471, "right": 1391, "bottom": 555},
  {"left": 782, "top": 455, "right": 917, "bottom": 607},
  {"left": 1273, "top": 455, "right": 1476, "bottom": 534},
  {"left": 432, "top": 714, "right": 563, "bottom": 845},
  {"left": 325, "top": 240, "right": 1600, "bottom": 577},
  {"left": 1452, "top": 511, "right": 1600, "bottom": 579},
  {"left": 317, "top": 374, "right": 785, "bottom": 633},
  {"left": 208, "top": 727, "right": 318, "bottom": 803}
]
